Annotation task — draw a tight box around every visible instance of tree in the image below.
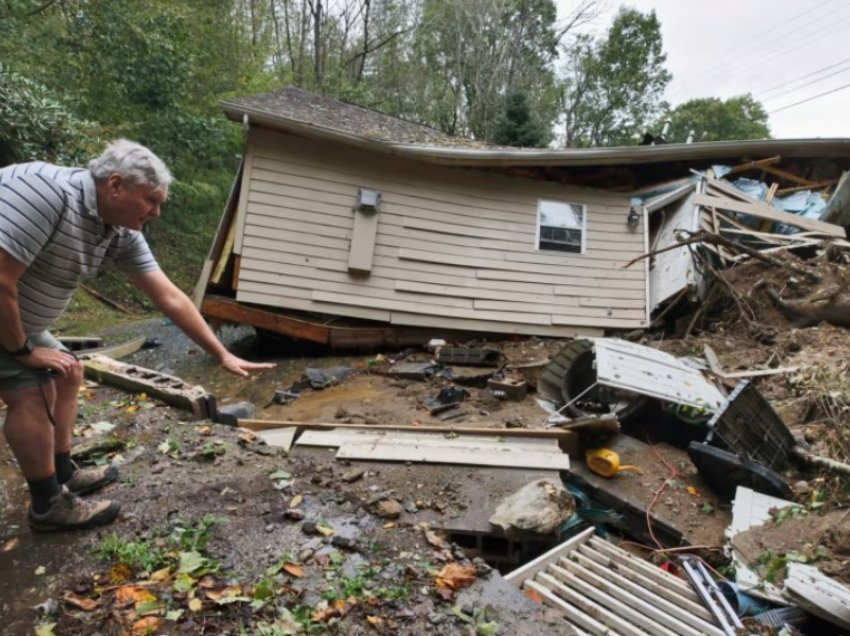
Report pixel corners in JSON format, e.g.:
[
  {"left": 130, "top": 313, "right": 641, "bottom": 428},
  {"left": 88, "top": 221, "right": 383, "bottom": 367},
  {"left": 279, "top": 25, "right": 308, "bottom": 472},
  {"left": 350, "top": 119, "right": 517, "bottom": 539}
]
[
  {"left": 411, "top": 0, "right": 599, "bottom": 138},
  {"left": 560, "top": 7, "right": 671, "bottom": 147},
  {"left": 489, "top": 88, "right": 550, "bottom": 146},
  {"left": 660, "top": 95, "right": 771, "bottom": 142}
]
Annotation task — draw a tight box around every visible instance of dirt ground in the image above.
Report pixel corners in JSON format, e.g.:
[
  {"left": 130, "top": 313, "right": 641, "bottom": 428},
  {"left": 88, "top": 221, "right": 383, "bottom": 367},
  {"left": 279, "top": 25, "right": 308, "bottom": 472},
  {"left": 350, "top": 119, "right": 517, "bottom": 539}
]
[{"left": 3, "top": 247, "right": 850, "bottom": 635}]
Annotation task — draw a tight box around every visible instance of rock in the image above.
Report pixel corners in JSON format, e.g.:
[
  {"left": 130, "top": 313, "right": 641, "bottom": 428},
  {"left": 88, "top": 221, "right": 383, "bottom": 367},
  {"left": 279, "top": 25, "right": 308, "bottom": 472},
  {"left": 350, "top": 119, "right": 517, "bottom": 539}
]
[
  {"left": 341, "top": 468, "right": 365, "bottom": 483},
  {"left": 215, "top": 402, "right": 255, "bottom": 426},
  {"left": 488, "top": 479, "right": 574, "bottom": 536},
  {"left": 369, "top": 499, "right": 403, "bottom": 519},
  {"left": 301, "top": 521, "right": 320, "bottom": 535},
  {"left": 331, "top": 535, "right": 359, "bottom": 552},
  {"left": 284, "top": 509, "right": 305, "bottom": 521},
  {"left": 403, "top": 498, "right": 419, "bottom": 514}
]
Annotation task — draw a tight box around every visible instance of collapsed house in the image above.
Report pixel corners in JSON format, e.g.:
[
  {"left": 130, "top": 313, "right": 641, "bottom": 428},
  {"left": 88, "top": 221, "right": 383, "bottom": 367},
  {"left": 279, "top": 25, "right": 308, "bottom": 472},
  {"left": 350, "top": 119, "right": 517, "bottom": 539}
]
[{"left": 194, "top": 87, "right": 850, "bottom": 345}]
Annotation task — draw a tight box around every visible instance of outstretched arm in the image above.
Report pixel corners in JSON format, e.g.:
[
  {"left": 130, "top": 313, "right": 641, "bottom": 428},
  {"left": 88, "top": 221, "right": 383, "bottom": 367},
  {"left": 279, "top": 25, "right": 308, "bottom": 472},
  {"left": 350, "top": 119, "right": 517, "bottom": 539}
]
[{"left": 128, "top": 270, "right": 275, "bottom": 377}]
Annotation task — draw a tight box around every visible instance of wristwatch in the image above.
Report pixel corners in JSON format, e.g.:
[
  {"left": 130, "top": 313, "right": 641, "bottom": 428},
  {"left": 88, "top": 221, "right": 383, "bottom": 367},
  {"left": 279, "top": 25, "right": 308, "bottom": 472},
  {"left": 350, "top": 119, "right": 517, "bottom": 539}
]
[{"left": 5, "top": 337, "right": 34, "bottom": 357}]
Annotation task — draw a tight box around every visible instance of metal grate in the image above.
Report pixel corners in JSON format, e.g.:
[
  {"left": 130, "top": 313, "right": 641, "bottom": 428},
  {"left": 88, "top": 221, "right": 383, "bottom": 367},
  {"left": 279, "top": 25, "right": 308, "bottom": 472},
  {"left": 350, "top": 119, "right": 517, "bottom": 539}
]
[
  {"left": 706, "top": 380, "right": 795, "bottom": 471},
  {"left": 506, "top": 527, "right": 724, "bottom": 636}
]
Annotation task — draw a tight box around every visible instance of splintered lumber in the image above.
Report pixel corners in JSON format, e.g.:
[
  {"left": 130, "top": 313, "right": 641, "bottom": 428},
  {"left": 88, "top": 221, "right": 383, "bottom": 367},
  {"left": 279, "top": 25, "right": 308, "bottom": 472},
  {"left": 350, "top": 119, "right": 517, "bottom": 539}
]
[
  {"left": 337, "top": 442, "right": 570, "bottom": 470},
  {"left": 237, "top": 417, "right": 594, "bottom": 453},
  {"left": 255, "top": 427, "right": 298, "bottom": 452},
  {"left": 238, "top": 415, "right": 612, "bottom": 436},
  {"left": 77, "top": 336, "right": 147, "bottom": 360},
  {"left": 695, "top": 192, "right": 845, "bottom": 237},
  {"left": 82, "top": 354, "right": 214, "bottom": 418},
  {"left": 722, "top": 156, "right": 782, "bottom": 178}
]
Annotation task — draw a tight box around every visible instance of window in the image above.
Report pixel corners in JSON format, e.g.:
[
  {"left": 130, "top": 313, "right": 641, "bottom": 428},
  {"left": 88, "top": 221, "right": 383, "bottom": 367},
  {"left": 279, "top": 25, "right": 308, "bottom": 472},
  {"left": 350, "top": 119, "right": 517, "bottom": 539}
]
[{"left": 537, "top": 200, "right": 585, "bottom": 254}]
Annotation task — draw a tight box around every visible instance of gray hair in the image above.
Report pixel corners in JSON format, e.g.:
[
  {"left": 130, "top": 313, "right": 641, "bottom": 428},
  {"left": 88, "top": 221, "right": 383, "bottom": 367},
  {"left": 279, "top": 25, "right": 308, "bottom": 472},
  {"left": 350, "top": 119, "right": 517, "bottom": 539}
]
[{"left": 89, "top": 139, "right": 172, "bottom": 190}]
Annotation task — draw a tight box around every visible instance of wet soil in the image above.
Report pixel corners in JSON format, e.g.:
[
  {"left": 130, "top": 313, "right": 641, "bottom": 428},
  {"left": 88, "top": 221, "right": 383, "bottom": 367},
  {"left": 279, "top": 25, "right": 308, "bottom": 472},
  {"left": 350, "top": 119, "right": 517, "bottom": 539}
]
[{"left": 0, "top": 319, "right": 737, "bottom": 635}]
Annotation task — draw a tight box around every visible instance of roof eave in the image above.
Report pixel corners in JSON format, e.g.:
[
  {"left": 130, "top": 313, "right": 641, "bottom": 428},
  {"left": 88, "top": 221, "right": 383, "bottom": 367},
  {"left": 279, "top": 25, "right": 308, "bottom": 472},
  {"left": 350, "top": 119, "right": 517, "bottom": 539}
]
[{"left": 222, "top": 101, "right": 850, "bottom": 168}]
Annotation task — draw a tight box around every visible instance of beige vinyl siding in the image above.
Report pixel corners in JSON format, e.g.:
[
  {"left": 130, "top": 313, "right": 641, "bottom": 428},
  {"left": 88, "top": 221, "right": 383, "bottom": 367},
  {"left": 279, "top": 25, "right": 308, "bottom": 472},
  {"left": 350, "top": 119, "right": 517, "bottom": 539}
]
[{"left": 233, "top": 128, "right": 647, "bottom": 335}]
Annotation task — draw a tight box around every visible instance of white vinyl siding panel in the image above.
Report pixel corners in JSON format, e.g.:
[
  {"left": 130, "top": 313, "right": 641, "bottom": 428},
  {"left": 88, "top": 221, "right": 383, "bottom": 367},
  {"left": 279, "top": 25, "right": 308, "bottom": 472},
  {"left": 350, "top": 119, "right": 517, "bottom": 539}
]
[{"left": 235, "top": 130, "right": 647, "bottom": 334}]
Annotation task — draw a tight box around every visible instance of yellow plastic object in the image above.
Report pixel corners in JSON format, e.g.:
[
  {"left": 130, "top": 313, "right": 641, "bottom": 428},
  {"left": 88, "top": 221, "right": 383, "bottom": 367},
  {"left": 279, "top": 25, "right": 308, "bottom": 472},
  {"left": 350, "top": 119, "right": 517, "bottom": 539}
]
[{"left": 585, "top": 448, "right": 642, "bottom": 478}]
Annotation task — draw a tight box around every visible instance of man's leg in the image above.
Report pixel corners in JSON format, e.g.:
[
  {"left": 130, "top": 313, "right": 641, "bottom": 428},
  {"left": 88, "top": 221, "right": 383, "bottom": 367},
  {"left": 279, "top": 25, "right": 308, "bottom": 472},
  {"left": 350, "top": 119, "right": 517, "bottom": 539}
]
[
  {"left": 50, "top": 358, "right": 119, "bottom": 494},
  {"left": 0, "top": 371, "right": 120, "bottom": 531},
  {"left": 0, "top": 384, "right": 59, "bottom": 512}
]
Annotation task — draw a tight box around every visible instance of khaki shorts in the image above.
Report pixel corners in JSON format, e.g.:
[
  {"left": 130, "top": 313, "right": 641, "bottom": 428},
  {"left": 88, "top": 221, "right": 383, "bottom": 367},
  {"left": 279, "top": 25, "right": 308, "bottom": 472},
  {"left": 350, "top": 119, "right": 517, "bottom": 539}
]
[{"left": 0, "top": 331, "right": 69, "bottom": 390}]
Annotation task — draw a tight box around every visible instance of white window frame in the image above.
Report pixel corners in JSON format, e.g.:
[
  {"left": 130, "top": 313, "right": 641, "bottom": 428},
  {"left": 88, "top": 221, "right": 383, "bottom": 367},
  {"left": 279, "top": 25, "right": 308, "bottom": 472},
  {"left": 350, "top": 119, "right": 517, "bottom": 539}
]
[{"left": 536, "top": 199, "right": 586, "bottom": 255}]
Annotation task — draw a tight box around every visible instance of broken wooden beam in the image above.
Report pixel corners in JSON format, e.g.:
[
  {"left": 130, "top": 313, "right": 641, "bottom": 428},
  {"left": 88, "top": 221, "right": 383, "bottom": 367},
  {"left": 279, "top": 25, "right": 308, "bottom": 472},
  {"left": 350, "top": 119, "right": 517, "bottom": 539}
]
[
  {"left": 237, "top": 418, "right": 595, "bottom": 454},
  {"left": 237, "top": 417, "right": 603, "bottom": 438},
  {"left": 694, "top": 192, "right": 845, "bottom": 238},
  {"left": 77, "top": 336, "right": 147, "bottom": 360},
  {"left": 82, "top": 354, "right": 215, "bottom": 419}
]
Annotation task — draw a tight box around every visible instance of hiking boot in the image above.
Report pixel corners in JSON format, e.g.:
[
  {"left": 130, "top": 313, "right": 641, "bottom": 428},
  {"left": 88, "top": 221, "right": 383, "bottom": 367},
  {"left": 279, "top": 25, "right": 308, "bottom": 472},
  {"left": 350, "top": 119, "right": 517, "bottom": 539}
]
[
  {"left": 28, "top": 487, "right": 120, "bottom": 533},
  {"left": 64, "top": 462, "right": 118, "bottom": 495}
]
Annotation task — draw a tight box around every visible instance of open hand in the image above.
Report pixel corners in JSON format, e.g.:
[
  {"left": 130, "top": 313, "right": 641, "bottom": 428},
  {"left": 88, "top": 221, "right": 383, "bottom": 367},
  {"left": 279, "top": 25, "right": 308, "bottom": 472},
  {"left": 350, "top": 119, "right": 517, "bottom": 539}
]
[{"left": 219, "top": 352, "right": 276, "bottom": 377}]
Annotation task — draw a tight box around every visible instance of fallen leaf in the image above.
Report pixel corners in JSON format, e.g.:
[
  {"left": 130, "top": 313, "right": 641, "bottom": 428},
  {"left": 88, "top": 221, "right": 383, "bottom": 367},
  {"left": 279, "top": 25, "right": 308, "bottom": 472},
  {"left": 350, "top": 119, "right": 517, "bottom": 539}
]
[
  {"left": 108, "top": 563, "right": 132, "bottom": 584},
  {"left": 34, "top": 566, "right": 46, "bottom": 576},
  {"left": 157, "top": 441, "right": 171, "bottom": 454},
  {"left": 238, "top": 432, "right": 256, "bottom": 443},
  {"left": 289, "top": 494, "right": 303, "bottom": 508},
  {"left": 165, "top": 608, "right": 184, "bottom": 621},
  {"left": 269, "top": 470, "right": 291, "bottom": 481},
  {"left": 2, "top": 538, "right": 19, "bottom": 552},
  {"left": 205, "top": 584, "right": 242, "bottom": 601},
  {"left": 383, "top": 521, "right": 396, "bottom": 529},
  {"left": 686, "top": 485, "right": 699, "bottom": 497},
  {"left": 366, "top": 615, "right": 383, "bottom": 625},
  {"left": 177, "top": 551, "right": 205, "bottom": 574},
  {"left": 435, "top": 563, "right": 476, "bottom": 592},
  {"left": 126, "top": 405, "right": 139, "bottom": 413},
  {"left": 61, "top": 592, "right": 98, "bottom": 611},
  {"left": 316, "top": 523, "right": 335, "bottom": 537},
  {"left": 150, "top": 566, "right": 171, "bottom": 583},
  {"left": 132, "top": 617, "right": 162, "bottom": 635},
  {"left": 282, "top": 563, "right": 304, "bottom": 578},
  {"left": 188, "top": 597, "right": 203, "bottom": 612},
  {"left": 34, "top": 624, "right": 55, "bottom": 636},
  {"left": 115, "top": 586, "right": 155, "bottom": 606},
  {"left": 197, "top": 425, "right": 212, "bottom": 436},
  {"left": 523, "top": 587, "right": 543, "bottom": 603},
  {"left": 89, "top": 421, "right": 115, "bottom": 434}
]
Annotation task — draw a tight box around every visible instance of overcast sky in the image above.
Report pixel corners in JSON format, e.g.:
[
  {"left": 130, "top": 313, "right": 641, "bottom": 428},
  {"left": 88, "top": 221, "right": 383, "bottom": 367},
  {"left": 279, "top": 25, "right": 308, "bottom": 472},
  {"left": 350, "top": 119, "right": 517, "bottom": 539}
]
[{"left": 556, "top": 0, "right": 850, "bottom": 140}]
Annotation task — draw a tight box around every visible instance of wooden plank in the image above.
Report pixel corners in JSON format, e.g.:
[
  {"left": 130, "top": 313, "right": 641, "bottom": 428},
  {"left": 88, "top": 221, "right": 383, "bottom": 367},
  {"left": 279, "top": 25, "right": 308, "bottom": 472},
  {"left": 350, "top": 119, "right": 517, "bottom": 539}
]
[
  {"left": 201, "top": 295, "right": 331, "bottom": 344},
  {"left": 77, "top": 336, "right": 146, "bottom": 360},
  {"left": 256, "top": 427, "right": 298, "bottom": 452},
  {"left": 238, "top": 417, "right": 589, "bottom": 440},
  {"left": 297, "top": 429, "right": 562, "bottom": 453},
  {"left": 233, "top": 145, "right": 255, "bottom": 254},
  {"left": 336, "top": 442, "right": 571, "bottom": 470},
  {"left": 722, "top": 156, "right": 781, "bottom": 178},
  {"left": 693, "top": 192, "right": 845, "bottom": 237}
]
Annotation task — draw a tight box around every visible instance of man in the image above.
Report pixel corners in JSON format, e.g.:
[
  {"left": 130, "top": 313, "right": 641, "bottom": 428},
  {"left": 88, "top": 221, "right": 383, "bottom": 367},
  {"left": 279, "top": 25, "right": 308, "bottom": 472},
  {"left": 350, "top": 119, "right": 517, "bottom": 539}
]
[{"left": 0, "top": 139, "right": 274, "bottom": 532}]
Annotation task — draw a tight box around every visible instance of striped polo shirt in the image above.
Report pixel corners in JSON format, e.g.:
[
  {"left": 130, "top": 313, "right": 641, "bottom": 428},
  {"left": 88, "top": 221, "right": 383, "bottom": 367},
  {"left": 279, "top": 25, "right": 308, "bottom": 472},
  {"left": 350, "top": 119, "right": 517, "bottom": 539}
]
[{"left": 0, "top": 161, "right": 160, "bottom": 334}]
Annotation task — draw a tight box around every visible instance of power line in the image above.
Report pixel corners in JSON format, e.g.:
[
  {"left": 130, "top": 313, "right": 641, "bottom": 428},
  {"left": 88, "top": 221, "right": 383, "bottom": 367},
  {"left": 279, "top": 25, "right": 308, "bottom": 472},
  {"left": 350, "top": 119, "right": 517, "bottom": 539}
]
[
  {"left": 761, "top": 64, "right": 850, "bottom": 102},
  {"left": 769, "top": 81, "right": 850, "bottom": 114},
  {"left": 755, "top": 56, "right": 850, "bottom": 97},
  {"left": 669, "top": 16, "right": 850, "bottom": 103},
  {"left": 669, "top": 0, "right": 844, "bottom": 97}
]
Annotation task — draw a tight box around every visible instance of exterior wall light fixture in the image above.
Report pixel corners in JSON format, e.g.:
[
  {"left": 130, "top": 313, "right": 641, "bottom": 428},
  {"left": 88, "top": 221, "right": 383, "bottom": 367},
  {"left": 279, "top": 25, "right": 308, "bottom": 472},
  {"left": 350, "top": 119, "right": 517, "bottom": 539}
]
[{"left": 626, "top": 206, "right": 640, "bottom": 229}]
